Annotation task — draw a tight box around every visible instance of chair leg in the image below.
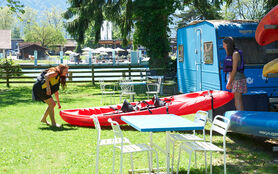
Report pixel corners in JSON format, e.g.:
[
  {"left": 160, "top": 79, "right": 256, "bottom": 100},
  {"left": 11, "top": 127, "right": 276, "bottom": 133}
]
[
  {"left": 171, "top": 140, "right": 175, "bottom": 174},
  {"left": 95, "top": 145, "right": 100, "bottom": 174},
  {"left": 147, "top": 151, "right": 151, "bottom": 174},
  {"left": 155, "top": 150, "right": 160, "bottom": 174},
  {"left": 205, "top": 151, "right": 207, "bottom": 174},
  {"left": 224, "top": 151, "right": 226, "bottom": 174},
  {"left": 187, "top": 152, "right": 192, "bottom": 174},
  {"left": 120, "top": 152, "right": 123, "bottom": 174},
  {"left": 130, "top": 153, "right": 134, "bottom": 174},
  {"left": 112, "top": 146, "right": 116, "bottom": 174},
  {"left": 177, "top": 145, "right": 182, "bottom": 174},
  {"left": 194, "top": 151, "right": 197, "bottom": 168},
  {"left": 210, "top": 151, "right": 212, "bottom": 174}
]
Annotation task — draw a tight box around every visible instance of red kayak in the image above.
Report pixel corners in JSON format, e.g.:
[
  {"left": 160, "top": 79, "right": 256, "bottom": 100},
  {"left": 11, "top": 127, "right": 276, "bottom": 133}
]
[
  {"left": 255, "top": 5, "right": 278, "bottom": 46},
  {"left": 60, "top": 90, "right": 234, "bottom": 127}
]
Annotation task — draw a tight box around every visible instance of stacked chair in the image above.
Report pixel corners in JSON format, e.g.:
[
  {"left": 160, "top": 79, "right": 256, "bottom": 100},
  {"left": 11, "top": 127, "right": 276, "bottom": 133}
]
[
  {"left": 108, "top": 118, "right": 160, "bottom": 174},
  {"left": 176, "top": 115, "right": 230, "bottom": 174},
  {"left": 91, "top": 116, "right": 130, "bottom": 174},
  {"left": 170, "top": 110, "right": 208, "bottom": 173}
]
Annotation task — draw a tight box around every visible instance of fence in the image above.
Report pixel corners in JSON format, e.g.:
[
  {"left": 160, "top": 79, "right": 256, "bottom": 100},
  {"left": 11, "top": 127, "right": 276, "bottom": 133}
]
[{"left": 0, "top": 64, "right": 150, "bottom": 87}]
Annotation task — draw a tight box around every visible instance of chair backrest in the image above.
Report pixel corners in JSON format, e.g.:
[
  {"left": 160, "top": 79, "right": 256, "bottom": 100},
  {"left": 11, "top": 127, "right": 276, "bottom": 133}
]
[
  {"left": 91, "top": 116, "right": 101, "bottom": 144},
  {"left": 99, "top": 80, "right": 106, "bottom": 91},
  {"left": 119, "top": 79, "right": 134, "bottom": 92},
  {"left": 194, "top": 110, "right": 208, "bottom": 126},
  {"left": 108, "top": 118, "right": 124, "bottom": 147},
  {"left": 147, "top": 78, "right": 162, "bottom": 93},
  {"left": 210, "top": 115, "right": 230, "bottom": 148},
  {"left": 193, "top": 110, "right": 208, "bottom": 140}
]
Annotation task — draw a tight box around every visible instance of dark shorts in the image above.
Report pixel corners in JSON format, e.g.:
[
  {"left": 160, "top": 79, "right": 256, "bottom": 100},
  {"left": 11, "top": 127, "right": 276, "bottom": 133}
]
[{"left": 32, "top": 83, "right": 52, "bottom": 102}]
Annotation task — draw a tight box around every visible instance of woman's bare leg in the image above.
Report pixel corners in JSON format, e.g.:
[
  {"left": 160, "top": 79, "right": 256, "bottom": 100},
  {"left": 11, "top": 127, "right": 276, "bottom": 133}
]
[
  {"left": 234, "top": 92, "right": 244, "bottom": 111},
  {"left": 41, "top": 104, "right": 51, "bottom": 124},
  {"left": 43, "top": 98, "right": 60, "bottom": 127}
]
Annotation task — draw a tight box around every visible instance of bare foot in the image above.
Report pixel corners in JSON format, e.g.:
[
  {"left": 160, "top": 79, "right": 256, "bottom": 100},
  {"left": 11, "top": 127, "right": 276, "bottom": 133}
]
[
  {"left": 41, "top": 120, "right": 50, "bottom": 125},
  {"left": 51, "top": 123, "right": 62, "bottom": 128}
]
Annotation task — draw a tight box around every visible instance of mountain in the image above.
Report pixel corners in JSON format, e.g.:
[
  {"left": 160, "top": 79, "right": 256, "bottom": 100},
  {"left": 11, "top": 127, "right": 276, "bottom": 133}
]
[{"left": 21, "top": 0, "right": 69, "bottom": 12}]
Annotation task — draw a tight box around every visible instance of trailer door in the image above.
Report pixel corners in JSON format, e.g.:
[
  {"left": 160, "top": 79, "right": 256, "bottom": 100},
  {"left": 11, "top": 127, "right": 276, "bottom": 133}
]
[{"left": 195, "top": 28, "right": 202, "bottom": 91}]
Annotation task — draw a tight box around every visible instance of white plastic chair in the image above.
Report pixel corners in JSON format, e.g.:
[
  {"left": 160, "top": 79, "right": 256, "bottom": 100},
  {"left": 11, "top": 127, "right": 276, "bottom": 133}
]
[
  {"left": 99, "top": 79, "right": 115, "bottom": 105},
  {"left": 91, "top": 116, "right": 130, "bottom": 174},
  {"left": 146, "top": 78, "right": 162, "bottom": 99},
  {"left": 177, "top": 115, "right": 230, "bottom": 174},
  {"left": 170, "top": 110, "right": 208, "bottom": 173},
  {"left": 119, "top": 79, "right": 136, "bottom": 102},
  {"left": 108, "top": 118, "right": 159, "bottom": 174}
]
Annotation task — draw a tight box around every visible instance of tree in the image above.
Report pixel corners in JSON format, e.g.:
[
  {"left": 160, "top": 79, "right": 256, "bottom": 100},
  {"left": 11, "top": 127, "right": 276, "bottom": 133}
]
[
  {"left": 64, "top": 0, "right": 181, "bottom": 69},
  {"left": 3, "top": 0, "right": 25, "bottom": 16},
  {"left": 132, "top": 0, "right": 180, "bottom": 69},
  {"left": 24, "top": 23, "right": 66, "bottom": 48},
  {"left": 0, "top": 6, "right": 15, "bottom": 29},
  {"left": 221, "top": 0, "right": 266, "bottom": 20},
  {"left": 11, "top": 26, "right": 20, "bottom": 38}
]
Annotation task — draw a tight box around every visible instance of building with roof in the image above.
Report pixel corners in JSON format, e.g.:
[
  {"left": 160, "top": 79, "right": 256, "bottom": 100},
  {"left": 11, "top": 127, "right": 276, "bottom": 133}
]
[
  {"left": 0, "top": 30, "right": 11, "bottom": 57},
  {"left": 18, "top": 42, "right": 48, "bottom": 60}
]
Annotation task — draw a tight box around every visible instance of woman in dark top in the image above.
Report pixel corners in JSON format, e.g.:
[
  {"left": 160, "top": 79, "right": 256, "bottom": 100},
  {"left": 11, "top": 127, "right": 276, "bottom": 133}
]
[
  {"left": 32, "top": 64, "right": 69, "bottom": 127},
  {"left": 223, "top": 37, "right": 247, "bottom": 110}
]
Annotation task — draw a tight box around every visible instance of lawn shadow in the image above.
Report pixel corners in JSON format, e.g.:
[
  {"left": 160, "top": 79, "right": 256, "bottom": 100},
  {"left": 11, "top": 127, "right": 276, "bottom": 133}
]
[
  {"left": 39, "top": 124, "right": 77, "bottom": 131},
  {"left": 0, "top": 86, "right": 34, "bottom": 108}
]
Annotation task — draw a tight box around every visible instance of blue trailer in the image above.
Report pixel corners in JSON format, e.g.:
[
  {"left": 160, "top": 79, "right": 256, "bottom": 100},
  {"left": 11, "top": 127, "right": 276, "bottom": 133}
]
[{"left": 176, "top": 20, "right": 278, "bottom": 100}]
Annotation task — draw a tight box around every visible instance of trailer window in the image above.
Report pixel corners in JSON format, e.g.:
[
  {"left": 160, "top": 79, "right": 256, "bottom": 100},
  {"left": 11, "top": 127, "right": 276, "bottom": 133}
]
[
  {"left": 178, "top": 45, "right": 184, "bottom": 62},
  {"left": 203, "top": 42, "right": 213, "bottom": 64},
  {"left": 234, "top": 38, "right": 278, "bottom": 64}
]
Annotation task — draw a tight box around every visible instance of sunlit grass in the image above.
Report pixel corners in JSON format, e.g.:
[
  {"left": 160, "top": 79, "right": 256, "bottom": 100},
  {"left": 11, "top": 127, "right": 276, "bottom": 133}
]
[{"left": 0, "top": 83, "right": 277, "bottom": 173}]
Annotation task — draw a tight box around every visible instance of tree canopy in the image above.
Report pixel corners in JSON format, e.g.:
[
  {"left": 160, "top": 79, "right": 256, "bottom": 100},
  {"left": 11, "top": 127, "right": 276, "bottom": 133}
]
[{"left": 63, "top": 0, "right": 278, "bottom": 69}]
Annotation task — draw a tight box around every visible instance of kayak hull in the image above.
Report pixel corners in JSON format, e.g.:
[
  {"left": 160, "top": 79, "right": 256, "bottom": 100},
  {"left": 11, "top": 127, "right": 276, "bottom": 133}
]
[
  {"left": 60, "top": 90, "right": 234, "bottom": 127},
  {"left": 255, "top": 5, "right": 278, "bottom": 46},
  {"left": 225, "top": 111, "right": 278, "bottom": 139}
]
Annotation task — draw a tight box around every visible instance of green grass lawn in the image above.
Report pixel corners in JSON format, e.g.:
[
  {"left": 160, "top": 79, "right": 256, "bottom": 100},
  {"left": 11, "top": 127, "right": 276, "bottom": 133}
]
[{"left": 0, "top": 83, "right": 278, "bottom": 174}]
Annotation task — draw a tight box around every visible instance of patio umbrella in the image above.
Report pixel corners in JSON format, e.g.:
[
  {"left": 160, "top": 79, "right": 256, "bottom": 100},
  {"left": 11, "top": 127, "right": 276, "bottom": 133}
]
[
  {"left": 82, "top": 47, "right": 92, "bottom": 51},
  {"left": 91, "top": 49, "right": 101, "bottom": 54},
  {"left": 104, "top": 47, "right": 115, "bottom": 52},
  {"left": 65, "top": 50, "right": 73, "bottom": 55},
  {"left": 96, "top": 47, "right": 107, "bottom": 52},
  {"left": 115, "top": 47, "right": 125, "bottom": 52}
]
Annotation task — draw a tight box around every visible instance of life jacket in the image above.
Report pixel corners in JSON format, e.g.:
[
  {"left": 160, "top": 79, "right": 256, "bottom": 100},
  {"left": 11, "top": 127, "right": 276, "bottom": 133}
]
[{"left": 223, "top": 49, "right": 244, "bottom": 73}]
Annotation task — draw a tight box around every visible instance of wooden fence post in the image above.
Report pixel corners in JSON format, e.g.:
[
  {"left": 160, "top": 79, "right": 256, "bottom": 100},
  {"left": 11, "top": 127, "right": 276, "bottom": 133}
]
[
  {"left": 68, "top": 72, "right": 72, "bottom": 81},
  {"left": 128, "top": 64, "right": 131, "bottom": 80},
  {"left": 92, "top": 64, "right": 95, "bottom": 85},
  {"left": 6, "top": 71, "right": 9, "bottom": 87}
]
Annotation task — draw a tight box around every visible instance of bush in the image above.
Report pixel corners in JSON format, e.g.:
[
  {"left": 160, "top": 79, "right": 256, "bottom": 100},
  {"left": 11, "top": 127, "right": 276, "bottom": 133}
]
[{"left": 0, "top": 58, "right": 22, "bottom": 78}]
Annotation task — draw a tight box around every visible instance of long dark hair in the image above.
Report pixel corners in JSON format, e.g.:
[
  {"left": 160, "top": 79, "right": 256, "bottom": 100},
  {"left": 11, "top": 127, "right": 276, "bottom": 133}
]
[
  {"left": 47, "top": 64, "right": 69, "bottom": 90},
  {"left": 223, "top": 37, "right": 235, "bottom": 56}
]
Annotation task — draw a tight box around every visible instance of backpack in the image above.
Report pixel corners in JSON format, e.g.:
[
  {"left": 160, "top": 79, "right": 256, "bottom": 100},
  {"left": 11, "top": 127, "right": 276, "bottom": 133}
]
[
  {"left": 152, "top": 95, "right": 165, "bottom": 107},
  {"left": 121, "top": 99, "right": 135, "bottom": 113}
]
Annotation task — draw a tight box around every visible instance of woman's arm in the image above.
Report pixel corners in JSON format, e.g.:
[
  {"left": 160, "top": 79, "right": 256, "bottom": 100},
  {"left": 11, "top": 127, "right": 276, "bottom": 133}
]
[
  {"left": 54, "top": 91, "right": 61, "bottom": 109},
  {"left": 226, "top": 51, "right": 240, "bottom": 90},
  {"left": 45, "top": 71, "right": 58, "bottom": 95}
]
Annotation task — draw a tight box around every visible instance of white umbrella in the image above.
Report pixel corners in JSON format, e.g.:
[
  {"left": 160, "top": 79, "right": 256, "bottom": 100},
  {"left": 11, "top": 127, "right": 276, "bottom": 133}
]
[
  {"left": 82, "top": 47, "right": 92, "bottom": 51},
  {"left": 115, "top": 47, "right": 125, "bottom": 52},
  {"left": 104, "top": 47, "right": 115, "bottom": 52},
  {"left": 65, "top": 50, "right": 73, "bottom": 55},
  {"left": 82, "top": 52, "right": 89, "bottom": 55},
  {"left": 91, "top": 49, "right": 101, "bottom": 54},
  {"left": 96, "top": 47, "right": 107, "bottom": 52},
  {"left": 100, "top": 52, "right": 108, "bottom": 55}
]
